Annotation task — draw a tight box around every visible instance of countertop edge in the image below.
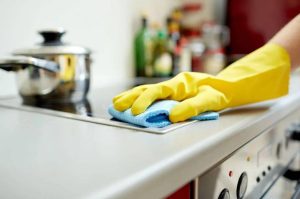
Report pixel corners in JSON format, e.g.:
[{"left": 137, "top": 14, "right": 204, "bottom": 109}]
[{"left": 88, "top": 93, "right": 300, "bottom": 199}]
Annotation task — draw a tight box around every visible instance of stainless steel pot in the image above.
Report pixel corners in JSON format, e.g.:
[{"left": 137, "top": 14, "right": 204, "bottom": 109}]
[{"left": 0, "top": 28, "right": 91, "bottom": 103}]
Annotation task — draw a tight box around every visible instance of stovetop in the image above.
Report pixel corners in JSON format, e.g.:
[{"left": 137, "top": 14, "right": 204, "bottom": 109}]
[{"left": 0, "top": 78, "right": 198, "bottom": 134}]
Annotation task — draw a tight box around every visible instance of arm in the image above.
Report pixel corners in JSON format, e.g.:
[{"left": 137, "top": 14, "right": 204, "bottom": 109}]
[
  {"left": 270, "top": 14, "right": 300, "bottom": 69},
  {"left": 113, "top": 15, "right": 299, "bottom": 123}
]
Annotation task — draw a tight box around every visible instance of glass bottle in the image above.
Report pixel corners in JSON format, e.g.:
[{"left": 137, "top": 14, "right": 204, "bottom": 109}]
[{"left": 134, "top": 15, "right": 153, "bottom": 77}]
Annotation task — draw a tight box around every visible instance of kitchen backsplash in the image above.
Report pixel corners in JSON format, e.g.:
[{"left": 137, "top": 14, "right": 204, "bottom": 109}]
[
  {"left": 0, "top": 0, "right": 180, "bottom": 94},
  {"left": 0, "top": 0, "right": 181, "bottom": 96}
]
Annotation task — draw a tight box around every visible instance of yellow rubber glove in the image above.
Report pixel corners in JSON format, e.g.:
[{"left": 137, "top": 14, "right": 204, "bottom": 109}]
[{"left": 113, "top": 43, "right": 290, "bottom": 122}]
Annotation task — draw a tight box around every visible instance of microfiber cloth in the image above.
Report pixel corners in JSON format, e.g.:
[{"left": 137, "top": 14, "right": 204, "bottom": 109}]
[{"left": 108, "top": 100, "right": 219, "bottom": 128}]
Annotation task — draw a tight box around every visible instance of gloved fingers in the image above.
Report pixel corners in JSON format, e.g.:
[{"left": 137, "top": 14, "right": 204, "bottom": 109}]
[
  {"left": 113, "top": 90, "right": 133, "bottom": 103},
  {"left": 113, "top": 85, "right": 149, "bottom": 111},
  {"left": 170, "top": 86, "right": 229, "bottom": 123},
  {"left": 131, "top": 85, "right": 173, "bottom": 115},
  {"left": 113, "top": 85, "right": 149, "bottom": 103}
]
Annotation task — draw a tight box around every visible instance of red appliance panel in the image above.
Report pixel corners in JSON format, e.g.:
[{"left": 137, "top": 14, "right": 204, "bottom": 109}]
[{"left": 227, "top": 0, "right": 300, "bottom": 54}]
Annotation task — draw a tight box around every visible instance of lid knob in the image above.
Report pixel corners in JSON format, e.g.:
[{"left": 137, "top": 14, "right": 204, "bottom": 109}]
[{"left": 38, "top": 28, "right": 66, "bottom": 45}]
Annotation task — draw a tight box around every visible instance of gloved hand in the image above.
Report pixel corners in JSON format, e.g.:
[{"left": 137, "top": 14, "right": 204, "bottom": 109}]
[{"left": 113, "top": 43, "right": 290, "bottom": 122}]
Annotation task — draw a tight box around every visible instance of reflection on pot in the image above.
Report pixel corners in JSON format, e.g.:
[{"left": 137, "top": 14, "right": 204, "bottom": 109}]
[{"left": 23, "top": 99, "right": 93, "bottom": 116}]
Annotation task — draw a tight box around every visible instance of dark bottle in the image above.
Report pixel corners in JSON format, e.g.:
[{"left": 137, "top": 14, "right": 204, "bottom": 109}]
[{"left": 134, "top": 16, "right": 153, "bottom": 77}]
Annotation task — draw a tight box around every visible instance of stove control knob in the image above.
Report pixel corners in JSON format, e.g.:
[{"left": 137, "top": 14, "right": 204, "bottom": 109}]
[
  {"left": 218, "top": 188, "right": 230, "bottom": 199},
  {"left": 287, "top": 126, "right": 300, "bottom": 141},
  {"left": 237, "top": 172, "right": 248, "bottom": 199}
]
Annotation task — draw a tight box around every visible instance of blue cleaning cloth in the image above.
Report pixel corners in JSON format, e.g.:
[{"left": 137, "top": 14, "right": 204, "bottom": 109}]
[{"left": 108, "top": 100, "right": 219, "bottom": 128}]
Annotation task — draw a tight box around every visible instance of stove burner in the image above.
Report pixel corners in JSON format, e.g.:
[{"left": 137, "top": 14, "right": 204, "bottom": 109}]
[
  {"left": 23, "top": 99, "right": 93, "bottom": 117},
  {"left": 0, "top": 78, "right": 199, "bottom": 134}
]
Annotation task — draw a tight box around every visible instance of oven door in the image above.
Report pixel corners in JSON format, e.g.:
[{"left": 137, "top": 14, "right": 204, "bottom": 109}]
[
  {"left": 256, "top": 155, "right": 300, "bottom": 199},
  {"left": 195, "top": 110, "right": 300, "bottom": 199},
  {"left": 262, "top": 174, "right": 299, "bottom": 199}
]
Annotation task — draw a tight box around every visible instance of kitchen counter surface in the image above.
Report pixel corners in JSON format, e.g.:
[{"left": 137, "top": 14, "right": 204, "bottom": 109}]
[{"left": 1, "top": 74, "right": 300, "bottom": 199}]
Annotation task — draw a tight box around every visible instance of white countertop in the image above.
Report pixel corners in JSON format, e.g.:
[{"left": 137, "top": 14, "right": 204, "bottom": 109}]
[{"left": 1, "top": 74, "right": 300, "bottom": 199}]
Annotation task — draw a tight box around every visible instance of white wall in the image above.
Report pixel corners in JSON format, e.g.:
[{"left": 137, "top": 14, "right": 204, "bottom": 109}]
[{"left": 0, "top": 0, "right": 181, "bottom": 96}]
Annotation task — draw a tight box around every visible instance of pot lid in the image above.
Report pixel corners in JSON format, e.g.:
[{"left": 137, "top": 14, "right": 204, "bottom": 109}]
[{"left": 13, "top": 28, "right": 91, "bottom": 55}]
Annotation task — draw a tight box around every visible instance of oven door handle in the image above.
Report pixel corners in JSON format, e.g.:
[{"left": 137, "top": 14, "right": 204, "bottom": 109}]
[
  {"left": 283, "top": 169, "right": 300, "bottom": 181},
  {"left": 292, "top": 183, "right": 300, "bottom": 199}
]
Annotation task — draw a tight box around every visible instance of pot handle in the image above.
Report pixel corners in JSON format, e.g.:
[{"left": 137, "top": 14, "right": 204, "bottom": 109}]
[{"left": 0, "top": 56, "right": 59, "bottom": 72}]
